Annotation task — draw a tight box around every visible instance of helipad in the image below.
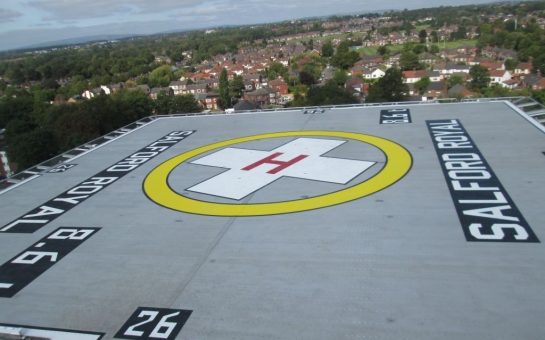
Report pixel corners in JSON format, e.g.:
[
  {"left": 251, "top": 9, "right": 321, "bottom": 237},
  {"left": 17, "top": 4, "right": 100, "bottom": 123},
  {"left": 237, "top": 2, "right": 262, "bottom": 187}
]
[{"left": 0, "top": 101, "right": 544, "bottom": 339}]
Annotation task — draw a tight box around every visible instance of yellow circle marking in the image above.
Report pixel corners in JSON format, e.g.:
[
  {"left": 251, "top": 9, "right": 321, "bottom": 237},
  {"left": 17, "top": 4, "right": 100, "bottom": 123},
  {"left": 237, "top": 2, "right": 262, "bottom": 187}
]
[{"left": 144, "top": 131, "right": 411, "bottom": 216}]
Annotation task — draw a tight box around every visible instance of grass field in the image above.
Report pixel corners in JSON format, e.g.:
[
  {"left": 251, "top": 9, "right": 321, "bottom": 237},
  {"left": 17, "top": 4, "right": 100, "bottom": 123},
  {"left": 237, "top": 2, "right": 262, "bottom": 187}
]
[{"left": 356, "top": 39, "right": 478, "bottom": 56}]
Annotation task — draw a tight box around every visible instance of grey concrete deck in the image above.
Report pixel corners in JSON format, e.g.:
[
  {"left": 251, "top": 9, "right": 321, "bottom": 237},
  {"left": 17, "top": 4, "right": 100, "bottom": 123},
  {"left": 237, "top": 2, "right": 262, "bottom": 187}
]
[{"left": 0, "top": 101, "right": 544, "bottom": 339}]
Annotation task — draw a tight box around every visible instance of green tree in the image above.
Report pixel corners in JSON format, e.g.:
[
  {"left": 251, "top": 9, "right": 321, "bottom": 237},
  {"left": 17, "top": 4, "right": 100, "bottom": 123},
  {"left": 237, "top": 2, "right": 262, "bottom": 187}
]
[
  {"left": 149, "top": 65, "right": 173, "bottom": 87},
  {"left": 154, "top": 91, "right": 173, "bottom": 114},
  {"left": 306, "top": 81, "right": 358, "bottom": 106},
  {"left": 419, "top": 29, "right": 428, "bottom": 43},
  {"left": 399, "top": 51, "right": 421, "bottom": 70},
  {"left": 170, "top": 95, "right": 201, "bottom": 113},
  {"left": 469, "top": 65, "right": 490, "bottom": 92},
  {"left": 414, "top": 77, "right": 431, "bottom": 95},
  {"left": 53, "top": 107, "right": 101, "bottom": 151},
  {"left": 266, "top": 62, "right": 288, "bottom": 80},
  {"left": 377, "top": 45, "right": 390, "bottom": 57},
  {"left": 366, "top": 68, "right": 407, "bottom": 102},
  {"left": 321, "top": 41, "right": 334, "bottom": 58},
  {"left": 448, "top": 74, "right": 465, "bottom": 88},
  {"left": 332, "top": 69, "right": 348, "bottom": 86},
  {"left": 533, "top": 89, "right": 545, "bottom": 105},
  {"left": 113, "top": 89, "right": 153, "bottom": 121},
  {"left": 431, "top": 31, "right": 439, "bottom": 43},
  {"left": 229, "top": 75, "right": 245, "bottom": 98},
  {"left": 7, "top": 128, "right": 58, "bottom": 169},
  {"left": 533, "top": 53, "right": 545, "bottom": 75},
  {"left": 451, "top": 26, "right": 467, "bottom": 40},
  {"left": 218, "top": 68, "right": 231, "bottom": 109},
  {"left": 504, "top": 58, "right": 517, "bottom": 71},
  {"left": 299, "top": 70, "right": 316, "bottom": 86},
  {"left": 331, "top": 41, "right": 360, "bottom": 69}
]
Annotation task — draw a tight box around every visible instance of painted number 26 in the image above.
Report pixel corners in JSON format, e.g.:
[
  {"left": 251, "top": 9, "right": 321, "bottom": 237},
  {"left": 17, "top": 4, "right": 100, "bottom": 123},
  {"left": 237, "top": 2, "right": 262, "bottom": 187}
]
[{"left": 125, "top": 310, "right": 180, "bottom": 339}]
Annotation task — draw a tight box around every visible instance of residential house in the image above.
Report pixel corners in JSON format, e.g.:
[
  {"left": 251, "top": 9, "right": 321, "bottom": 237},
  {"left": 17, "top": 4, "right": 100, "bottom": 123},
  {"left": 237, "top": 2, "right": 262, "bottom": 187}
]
[
  {"left": 243, "top": 88, "right": 275, "bottom": 106},
  {"left": 434, "top": 63, "right": 470, "bottom": 75},
  {"left": 198, "top": 78, "right": 219, "bottom": 90},
  {"left": 150, "top": 87, "right": 173, "bottom": 100},
  {"left": 419, "top": 52, "right": 436, "bottom": 65},
  {"left": 361, "top": 68, "right": 386, "bottom": 80},
  {"left": 514, "top": 62, "right": 532, "bottom": 75},
  {"left": 195, "top": 93, "right": 219, "bottom": 110},
  {"left": 489, "top": 70, "right": 512, "bottom": 86},
  {"left": 204, "top": 93, "right": 219, "bottom": 110},
  {"left": 278, "top": 94, "right": 294, "bottom": 105},
  {"left": 234, "top": 100, "right": 260, "bottom": 111},
  {"left": 448, "top": 84, "right": 474, "bottom": 98},
  {"left": 185, "top": 84, "right": 208, "bottom": 95},
  {"left": 532, "top": 78, "right": 545, "bottom": 91},
  {"left": 154, "top": 56, "right": 172, "bottom": 64},
  {"left": 402, "top": 70, "right": 428, "bottom": 83},
  {"left": 269, "top": 78, "right": 289, "bottom": 95},
  {"left": 427, "top": 71, "right": 442, "bottom": 82},
  {"left": 345, "top": 77, "right": 367, "bottom": 99},
  {"left": 422, "top": 81, "right": 448, "bottom": 101},
  {"left": 82, "top": 87, "right": 103, "bottom": 99},
  {"left": 169, "top": 80, "right": 189, "bottom": 95},
  {"left": 480, "top": 60, "right": 505, "bottom": 72},
  {"left": 522, "top": 74, "right": 543, "bottom": 89},
  {"left": 481, "top": 47, "right": 517, "bottom": 61},
  {"left": 502, "top": 79, "right": 519, "bottom": 89}
]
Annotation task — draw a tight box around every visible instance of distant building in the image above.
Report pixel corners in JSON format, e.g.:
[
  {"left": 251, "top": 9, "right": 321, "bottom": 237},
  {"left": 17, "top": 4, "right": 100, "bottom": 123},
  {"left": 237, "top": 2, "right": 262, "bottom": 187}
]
[
  {"left": 269, "top": 78, "right": 289, "bottom": 96},
  {"left": 150, "top": 87, "right": 173, "bottom": 100},
  {"left": 243, "top": 88, "right": 275, "bottom": 106},
  {"left": 234, "top": 100, "right": 260, "bottom": 111},
  {"left": 403, "top": 70, "right": 428, "bottom": 83},
  {"left": 489, "top": 70, "right": 512, "bottom": 86},
  {"left": 169, "top": 80, "right": 189, "bottom": 95},
  {"left": 361, "top": 68, "right": 386, "bottom": 80}
]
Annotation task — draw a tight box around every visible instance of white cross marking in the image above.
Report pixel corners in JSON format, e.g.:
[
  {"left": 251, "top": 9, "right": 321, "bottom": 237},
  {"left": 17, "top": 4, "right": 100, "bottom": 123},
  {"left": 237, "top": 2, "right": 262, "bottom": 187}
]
[{"left": 187, "top": 138, "right": 375, "bottom": 200}]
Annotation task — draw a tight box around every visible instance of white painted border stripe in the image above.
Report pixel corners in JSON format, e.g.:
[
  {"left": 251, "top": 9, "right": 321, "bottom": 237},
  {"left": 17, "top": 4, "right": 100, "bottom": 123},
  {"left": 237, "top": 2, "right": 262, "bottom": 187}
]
[
  {"left": 0, "top": 325, "right": 101, "bottom": 340},
  {"left": 504, "top": 101, "right": 545, "bottom": 134},
  {"left": 0, "top": 118, "right": 158, "bottom": 196}
]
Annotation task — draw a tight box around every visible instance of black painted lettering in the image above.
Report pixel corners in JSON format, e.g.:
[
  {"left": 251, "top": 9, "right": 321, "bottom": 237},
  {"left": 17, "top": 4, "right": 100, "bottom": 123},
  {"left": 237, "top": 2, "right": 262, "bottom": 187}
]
[
  {"left": 67, "top": 185, "right": 103, "bottom": 195},
  {"left": 380, "top": 109, "right": 411, "bottom": 124},
  {"left": 0, "top": 227, "right": 99, "bottom": 297},
  {"left": 452, "top": 180, "right": 499, "bottom": 191},
  {"left": 459, "top": 191, "right": 507, "bottom": 204},
  {"left": 24, "top": 206, "right": 64, "bottom": 218},
  {"left": 0, "top": 131, "right": 195, "bottom": 233},
  {"left": 437, "top": 141, "right": 472, "bottom": 149},
  {"left": 427, "top": 119, "right": 538, "bottom": 242},
  {"left": 83, "top": 177, "right": 118, "bottom": 186},
  {"left": 53, "top": 196, "right": 89, "bottom": 205},
  {"left": 469, "top": 223, "right": 529, "bottom": 241},
  {"left": 448, "top": 170, "right": 491, "bottom": 180},
  {"left": 107, "top": 164, "right": 139, "bottom": 172},
  {"left": 463, "top": 205, "right": 519, "bottom": 222}
]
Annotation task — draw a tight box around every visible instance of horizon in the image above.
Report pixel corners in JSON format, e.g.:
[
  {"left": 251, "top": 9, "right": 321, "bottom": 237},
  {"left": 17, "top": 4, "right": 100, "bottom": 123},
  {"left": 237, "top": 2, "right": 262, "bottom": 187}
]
[{"left": 1, "top": 0, "right": 505, "bottom": 52}]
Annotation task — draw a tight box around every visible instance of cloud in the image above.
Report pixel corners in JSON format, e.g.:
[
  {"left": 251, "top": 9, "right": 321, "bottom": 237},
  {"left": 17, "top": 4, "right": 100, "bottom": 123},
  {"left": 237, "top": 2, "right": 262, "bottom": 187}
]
[
  {"left": 2, "top": 0, "right": 502, "bottom": 51},
  {"left": 0, "top": 8, "right": 23, "bottom": 22},
  {"left": 26, "top": 0, "right": 204, "bottom": 21}
]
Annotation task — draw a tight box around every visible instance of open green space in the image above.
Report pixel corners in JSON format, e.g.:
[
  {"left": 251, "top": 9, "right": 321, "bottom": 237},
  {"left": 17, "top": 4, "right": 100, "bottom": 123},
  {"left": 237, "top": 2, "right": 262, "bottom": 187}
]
[{"left": 356, "top": 39, "right": 478, "bottom": 56}]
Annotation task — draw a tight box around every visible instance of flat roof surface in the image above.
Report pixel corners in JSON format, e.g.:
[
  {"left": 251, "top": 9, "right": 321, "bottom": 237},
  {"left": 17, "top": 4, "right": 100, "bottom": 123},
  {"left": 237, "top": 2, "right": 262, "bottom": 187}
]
[{"left": 0, "top": 101, "right": 544, "bottom": 339}]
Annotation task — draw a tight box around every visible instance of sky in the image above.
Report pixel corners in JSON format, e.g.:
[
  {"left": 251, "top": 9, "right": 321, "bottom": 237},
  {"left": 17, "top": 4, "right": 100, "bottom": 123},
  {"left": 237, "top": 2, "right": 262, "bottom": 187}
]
[{"left": 0, "top": 0, "right": 501, "bottom": 51}]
